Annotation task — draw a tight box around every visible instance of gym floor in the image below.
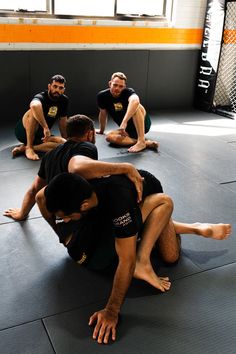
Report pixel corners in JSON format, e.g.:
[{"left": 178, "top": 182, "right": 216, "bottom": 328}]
[{"left": 0, "top": 110, "right": 236, "bottom": 354}]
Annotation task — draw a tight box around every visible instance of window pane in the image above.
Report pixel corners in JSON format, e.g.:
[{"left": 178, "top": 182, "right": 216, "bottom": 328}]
[
  {"left": 0, "top": 0, "right": 46, "bottom": 11},
  {"left": 117, "top": 0, "right": 164, "bottom": 16},
  {"left": 54, "top": 0, "right": 115, "bottom": 16}
]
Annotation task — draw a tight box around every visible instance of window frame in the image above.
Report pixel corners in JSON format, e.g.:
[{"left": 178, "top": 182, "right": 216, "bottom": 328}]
[{"left": 0, "top": 0, "right": 173, "bottom": 23}]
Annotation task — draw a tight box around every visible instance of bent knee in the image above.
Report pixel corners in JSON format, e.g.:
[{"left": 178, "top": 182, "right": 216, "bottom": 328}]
[
  {"left": 161, "top": 194, "right": 174, "bottom": 212},
  {"left": 161, "top": 249, "right": 181, "bottom": 264},
  {"left": 106, "top": 133, "right": 123, "bottom": 144},
  {"left": 105, "top": 133, "right": 114, "bottom": 143}
]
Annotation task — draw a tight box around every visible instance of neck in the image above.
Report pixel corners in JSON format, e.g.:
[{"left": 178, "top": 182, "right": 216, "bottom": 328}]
[{"left": 67, "top": 137, "right": 84, "bottom": 142}]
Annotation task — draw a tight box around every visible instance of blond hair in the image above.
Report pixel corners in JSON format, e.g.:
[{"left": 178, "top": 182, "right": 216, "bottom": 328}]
[{"left": 111, "top": 72, "right": 127, "bottom": 82}]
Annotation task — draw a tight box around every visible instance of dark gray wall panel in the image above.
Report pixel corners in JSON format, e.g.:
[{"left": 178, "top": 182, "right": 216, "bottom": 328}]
[
  {"left": 0, "top": 51, "right": 30, "bottom": 123},
  {"left": 29, "top": 50, "right": 149, "bottom": 116},
  {"left": 147, "top": 50, "right": 199, "bottom": 109},
  {"left": 1, "top": 49, "right": 199, "bottom": 125}
]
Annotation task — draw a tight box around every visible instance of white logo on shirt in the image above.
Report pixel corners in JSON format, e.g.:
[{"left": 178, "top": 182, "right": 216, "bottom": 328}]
[{"left": 113, "top": 212, "right": 132, "bottom": 227}]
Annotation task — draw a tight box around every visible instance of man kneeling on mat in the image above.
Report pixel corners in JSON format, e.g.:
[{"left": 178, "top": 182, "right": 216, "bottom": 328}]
[{"left": 36, "top": 172, "right": 231, "bottom": 345}]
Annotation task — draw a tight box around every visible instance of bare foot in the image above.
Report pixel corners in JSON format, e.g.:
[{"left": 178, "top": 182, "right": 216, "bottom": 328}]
[
  {"left": 134, "top": 261, "right": 171, "bottom": 292},
  {"left": 146, "top": 140, "right": 159, "bottom": 151},
  {"left": 12, "top": 144, "right": 25, "bottom": 158},
  {"left": 25, "top": 147, "right": 40, "bottom": 161},
  {"left": 128, "top": 142, "right": 146, "bottom": 153},
  {"left": 194, "top": 222, "right": 232, "bottom": 240}
]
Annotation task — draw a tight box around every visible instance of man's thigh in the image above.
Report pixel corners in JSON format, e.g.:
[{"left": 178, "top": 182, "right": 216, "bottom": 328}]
[{"left": 15, "top": 119, "right": 43, "bottom": 145}]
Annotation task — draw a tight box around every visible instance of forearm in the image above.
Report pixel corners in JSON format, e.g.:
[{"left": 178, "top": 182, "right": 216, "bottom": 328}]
[
  {"left": 69, "top": 159, "right": 133, "bottom": 179},
  {"left": 19, "top": 190, "right": 37, "bottom": 218},
  {"left": 35, "top": 189, "right": 57, "bottom": 232},
  {"left": 105, "top": 259, "right": 135, "bottom": 314},
  {"left": 30, "top": 104, "right": 48, "bottom": 129},
  {"left": 98, "top": 111, "right": 107, "bottom": 133}
]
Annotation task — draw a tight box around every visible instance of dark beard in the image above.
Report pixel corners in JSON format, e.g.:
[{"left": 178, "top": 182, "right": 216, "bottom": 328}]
[{"left": 48, "top": 91, "right": 60, "bottom": 101}]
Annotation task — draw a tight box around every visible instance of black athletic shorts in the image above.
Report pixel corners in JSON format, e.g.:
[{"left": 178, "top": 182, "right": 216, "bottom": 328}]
[
  {"left": 126, "top": 113, "right": 152, "bottom": 139},
  {"left": 14, "top": 119, "right": 43, "bottom": 145},
  {"left": 139, "top": 170, "right": 163, "bottom": 198}
]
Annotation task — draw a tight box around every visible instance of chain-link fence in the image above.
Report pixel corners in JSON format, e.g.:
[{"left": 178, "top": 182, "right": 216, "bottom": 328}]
[{"left": 214, "top": 1, "right": 236, "bottom": 113}]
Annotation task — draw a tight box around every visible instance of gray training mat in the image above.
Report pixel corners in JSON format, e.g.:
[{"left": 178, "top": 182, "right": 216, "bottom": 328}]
[
  {"left": 0, "top": 320, "right": 55, "bottom": 354},
  {"left": 43, "top": 263, "right": 236, "bottom": 354},
  {"left": 0, "top": 111, "right": 235, "bottom": 354}
]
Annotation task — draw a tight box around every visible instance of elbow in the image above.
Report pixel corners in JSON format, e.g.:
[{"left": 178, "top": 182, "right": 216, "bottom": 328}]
[
  {"left": 69, "top": 166, "right": 89, "bottom": 179},
  {"left": 28, "top": 187, "right": 37, "bottom": 200},
  {"left": 35, "top": 191, "right": 41, "bottom": 204},
  {"left": 35, "top": 189, "right": 45, "bottom": 206}
]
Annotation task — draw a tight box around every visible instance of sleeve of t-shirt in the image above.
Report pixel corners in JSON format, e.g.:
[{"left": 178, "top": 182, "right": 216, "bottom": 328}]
[
  {"left": 97, "top": 90, "right": 107, "bottom": 109},
  {"left": 32, "top": 92, "right": 44, "bottom": 104},
  {"left": 107, "top": 180, "right": 140, "bottom": 238},
  {"left": 124, "top": 87, "right": 136, "bottom": 100}
]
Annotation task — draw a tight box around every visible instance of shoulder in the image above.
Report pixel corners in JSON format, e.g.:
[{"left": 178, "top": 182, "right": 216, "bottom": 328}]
[
  {"left": 37, "top": 149, "right": 53, "bottom": 177},
  {"left": 97, "top": 89, "right": 110, "bottom": 98},
  {"left": 32, "top": 91, "right": 46, "bottom": 102},
  {"left": 73, "top": 141, "right": 97, "bottom": 151},
  {"left": 59, "top": 94, "right": 69, "bottom": 103},
  {"left": 71, "top": 141, "right": 98, "bottom": 159},
  {"left": 123, "top": 87, "right": 136, "bottom": 96}
]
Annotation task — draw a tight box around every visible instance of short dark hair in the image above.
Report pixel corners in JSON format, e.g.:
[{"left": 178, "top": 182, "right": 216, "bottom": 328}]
[
  {"left": 49, "top": 74, "right": 66, "bottom": 85},
  {"left": 66, "top": 114, "right": 95, "bottom": 138},
  {"left": 45, "top": 173, "right": 93, "bottom": 215}
]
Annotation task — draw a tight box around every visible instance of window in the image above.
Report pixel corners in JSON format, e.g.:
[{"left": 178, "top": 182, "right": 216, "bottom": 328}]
[
  {"left": 54, "top": 0, "right": 114, "bottom": 17},
  {"left": 116, "top": 0, "right": 164, "bottom": 17},
  {"left": 0, "top": 0, "right": 46, "bottom": 12},
  {"left": 0, "top": 0, "right": 172, "bottom": 20}
]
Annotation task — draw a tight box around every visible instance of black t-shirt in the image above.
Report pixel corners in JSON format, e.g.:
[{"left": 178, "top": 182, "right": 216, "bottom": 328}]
[
  {"left": 97, "top": 87, "right": 136, "bottom": 126},
  {"left": 33, "top": 91, "right": 69, "bottom": 130},
  {"left": 90, "top": 170, "right": 163, "bottom": 239},
  {"left": 38, "top": 140, "right": 98, "bottom": 184}
]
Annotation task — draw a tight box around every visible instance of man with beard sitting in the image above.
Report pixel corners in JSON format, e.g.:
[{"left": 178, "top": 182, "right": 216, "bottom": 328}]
[{"left": 12, "top": 74, "right": 68, "bottom": 160}]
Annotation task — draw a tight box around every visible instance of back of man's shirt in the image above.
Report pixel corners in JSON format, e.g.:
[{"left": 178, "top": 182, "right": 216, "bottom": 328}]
[{"left": 38, "top": 140, "right": 98, "bottom": 184}]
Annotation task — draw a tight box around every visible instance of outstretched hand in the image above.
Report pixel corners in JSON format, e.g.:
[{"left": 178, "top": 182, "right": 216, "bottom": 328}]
[
  {"left": 3, "top": 208, "right": 27, "bottom": 221},
  {"left": 89, "top": 308, "right": 119, "bottom": 344}
]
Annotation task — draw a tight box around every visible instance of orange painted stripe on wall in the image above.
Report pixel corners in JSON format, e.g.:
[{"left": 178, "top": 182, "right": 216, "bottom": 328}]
[{"left": 0, "top": 24, "right": 203, "bottom": 44}]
